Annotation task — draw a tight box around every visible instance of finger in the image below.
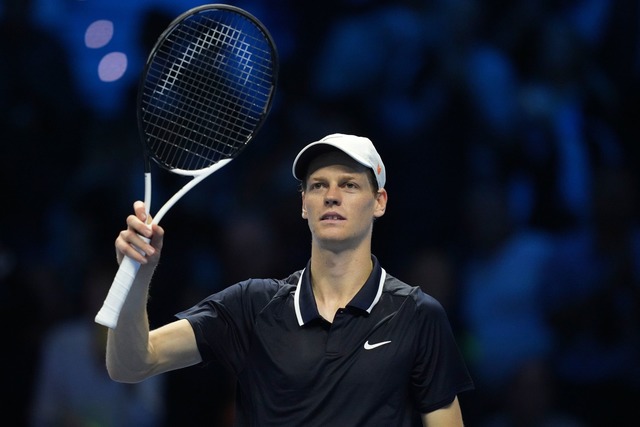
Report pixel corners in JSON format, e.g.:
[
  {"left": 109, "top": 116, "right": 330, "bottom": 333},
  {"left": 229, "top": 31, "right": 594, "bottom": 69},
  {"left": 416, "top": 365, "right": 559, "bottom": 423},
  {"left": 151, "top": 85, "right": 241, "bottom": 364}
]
[
  {"left": 115, "top": 230, "right": 147, "bottom": 264},
  {"left": 122, "top": 231, "right": 156, "bottom": 262},
  {"left": 150, "top": 224, "right": 165, "bottom": 248},
  {"left": 133, "top": 200, "right": 149, "bottom": 223},
  {"left": 150, "top": 226, "right": 164, "bottom": 253},
  {"left": 126, "top": 214, "right": 153, "bottom": 238},
  {"left": 115, "top": 238, "right": 125, "bottom": 265}
]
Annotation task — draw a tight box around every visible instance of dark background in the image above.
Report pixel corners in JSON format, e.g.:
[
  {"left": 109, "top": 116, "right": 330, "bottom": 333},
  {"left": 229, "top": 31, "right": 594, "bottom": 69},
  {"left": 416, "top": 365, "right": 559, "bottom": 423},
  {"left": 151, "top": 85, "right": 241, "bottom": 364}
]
[{"left": 2, "top": 0, "right": 639, "bottom": 426}]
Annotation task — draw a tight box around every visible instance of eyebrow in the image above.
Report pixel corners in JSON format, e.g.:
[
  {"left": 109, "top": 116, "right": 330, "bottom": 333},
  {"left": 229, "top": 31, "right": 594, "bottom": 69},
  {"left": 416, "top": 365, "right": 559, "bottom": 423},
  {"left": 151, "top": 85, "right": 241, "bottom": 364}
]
[{"left": 308, "top": 172, "right": 363, "bottom": 182}]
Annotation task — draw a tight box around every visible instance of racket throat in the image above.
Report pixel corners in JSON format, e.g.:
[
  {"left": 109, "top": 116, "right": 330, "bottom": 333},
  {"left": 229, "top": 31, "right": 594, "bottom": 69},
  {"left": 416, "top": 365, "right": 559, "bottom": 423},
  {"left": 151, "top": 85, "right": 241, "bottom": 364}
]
[{"left": 152, "top": 158, "right": 233, "bottom": 225}]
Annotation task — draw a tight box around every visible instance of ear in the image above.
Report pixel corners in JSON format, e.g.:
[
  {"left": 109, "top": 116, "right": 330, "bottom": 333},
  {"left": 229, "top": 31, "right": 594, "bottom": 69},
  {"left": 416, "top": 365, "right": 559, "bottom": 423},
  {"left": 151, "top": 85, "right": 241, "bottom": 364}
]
[
  {"left": 373, "top": 189, "right": 387, "bottom": 218},
  {"left": 301, "top": 192, "right": 307, "bottom": 219}
]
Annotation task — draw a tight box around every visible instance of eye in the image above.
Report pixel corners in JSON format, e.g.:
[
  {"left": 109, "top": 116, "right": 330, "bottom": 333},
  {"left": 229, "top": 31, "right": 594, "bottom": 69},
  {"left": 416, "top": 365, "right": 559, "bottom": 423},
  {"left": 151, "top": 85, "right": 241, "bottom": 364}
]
[
  {"left": 343, "top": 181, "right": 358, "bottom": 190},
  {"left": 309, "top": 182, "right": 325, "bottom": 191}
]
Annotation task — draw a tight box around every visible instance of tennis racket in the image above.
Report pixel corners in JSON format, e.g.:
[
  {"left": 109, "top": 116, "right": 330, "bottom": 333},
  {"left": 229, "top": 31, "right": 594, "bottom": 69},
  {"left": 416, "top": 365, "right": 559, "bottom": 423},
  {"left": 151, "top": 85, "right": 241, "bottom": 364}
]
[{"left": 95, "top": 4, "right": 278, "bottom": 328}]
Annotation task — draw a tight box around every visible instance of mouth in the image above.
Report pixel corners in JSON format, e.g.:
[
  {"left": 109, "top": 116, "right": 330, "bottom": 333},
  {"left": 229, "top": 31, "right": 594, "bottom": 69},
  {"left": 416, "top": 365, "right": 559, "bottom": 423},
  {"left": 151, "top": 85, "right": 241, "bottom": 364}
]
[{"left": 320, "top": 213, "right": 345, "bottom": 221}]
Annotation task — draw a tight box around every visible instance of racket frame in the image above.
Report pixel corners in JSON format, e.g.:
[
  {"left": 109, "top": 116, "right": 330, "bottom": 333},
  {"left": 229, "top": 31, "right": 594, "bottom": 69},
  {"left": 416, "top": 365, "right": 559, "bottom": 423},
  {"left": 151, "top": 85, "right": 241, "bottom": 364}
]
[{"left": 95, "top": 3, "right": 278, "bottom": 328}]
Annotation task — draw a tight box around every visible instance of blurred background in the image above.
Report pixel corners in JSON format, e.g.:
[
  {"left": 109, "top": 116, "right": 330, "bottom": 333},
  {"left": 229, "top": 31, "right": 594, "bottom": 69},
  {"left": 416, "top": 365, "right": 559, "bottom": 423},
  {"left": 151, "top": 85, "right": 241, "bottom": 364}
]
[{"left": 1, "top": 0, "right": 639, "bottom": 426}]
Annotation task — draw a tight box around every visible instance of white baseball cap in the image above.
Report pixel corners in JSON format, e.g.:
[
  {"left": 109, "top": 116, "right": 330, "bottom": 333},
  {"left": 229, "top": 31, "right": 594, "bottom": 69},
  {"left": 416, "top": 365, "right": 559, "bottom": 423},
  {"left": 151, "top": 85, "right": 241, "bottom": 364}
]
[{"left": 292, "top": 133, "right": 386, "bottom": 189}]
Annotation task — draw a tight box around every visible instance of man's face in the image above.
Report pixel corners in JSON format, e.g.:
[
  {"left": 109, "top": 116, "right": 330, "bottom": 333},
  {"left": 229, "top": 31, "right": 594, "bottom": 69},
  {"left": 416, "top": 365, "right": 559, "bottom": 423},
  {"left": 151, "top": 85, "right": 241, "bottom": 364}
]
[{"left": 301, "top": 151, "right": 387, "bottom": 251}]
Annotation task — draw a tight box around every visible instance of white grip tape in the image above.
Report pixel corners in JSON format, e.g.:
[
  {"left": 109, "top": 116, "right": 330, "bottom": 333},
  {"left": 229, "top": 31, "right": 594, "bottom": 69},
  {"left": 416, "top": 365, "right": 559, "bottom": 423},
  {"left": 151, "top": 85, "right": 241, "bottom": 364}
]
[{"left": 94, "top": 237, "right": 149, "bottom": 329}]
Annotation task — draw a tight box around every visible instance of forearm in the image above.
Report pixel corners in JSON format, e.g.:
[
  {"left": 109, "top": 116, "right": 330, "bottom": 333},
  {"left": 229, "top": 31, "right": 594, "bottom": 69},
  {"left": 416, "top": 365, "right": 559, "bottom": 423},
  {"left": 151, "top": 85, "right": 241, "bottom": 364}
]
[{"left": 105, "top": 264, "right": 156, "bottom": 383}]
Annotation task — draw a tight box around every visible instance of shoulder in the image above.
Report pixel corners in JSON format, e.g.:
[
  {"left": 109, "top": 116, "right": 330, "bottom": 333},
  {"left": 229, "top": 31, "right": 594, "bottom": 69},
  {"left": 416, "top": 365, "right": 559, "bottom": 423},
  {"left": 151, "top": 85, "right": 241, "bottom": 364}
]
[
  {"left": 382, "top": 273, "right": 447, "bottom": 316},
  {"left": 177, "top": 271, "right": 303, "bottom": 326},
  {"left": 238, "top": 270, "right": 300, "bottom": 294},
  {"left": 213, "top": 271, "right": 301, "bottom": 306}
]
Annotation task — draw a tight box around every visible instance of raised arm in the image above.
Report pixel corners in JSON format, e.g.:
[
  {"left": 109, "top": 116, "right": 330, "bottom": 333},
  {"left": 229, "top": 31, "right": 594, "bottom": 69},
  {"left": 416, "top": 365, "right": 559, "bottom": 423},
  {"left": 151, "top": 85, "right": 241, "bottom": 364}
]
[{"left": 105, "top": 201, "right": 202, "bottom": 383}]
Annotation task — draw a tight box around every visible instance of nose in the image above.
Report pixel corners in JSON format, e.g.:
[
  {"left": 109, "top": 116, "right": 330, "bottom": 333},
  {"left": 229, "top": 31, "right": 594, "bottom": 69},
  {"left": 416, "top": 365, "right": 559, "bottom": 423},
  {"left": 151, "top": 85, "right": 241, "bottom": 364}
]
[{"left": 324, "top": 185, "right": 341, "bottom": 206}]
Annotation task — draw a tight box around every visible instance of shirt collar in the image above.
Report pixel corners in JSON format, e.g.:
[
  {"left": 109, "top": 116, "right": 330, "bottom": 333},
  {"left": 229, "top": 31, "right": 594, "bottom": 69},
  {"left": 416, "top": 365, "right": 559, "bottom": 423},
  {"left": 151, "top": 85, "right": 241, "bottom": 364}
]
[{"left": 294, "top": 255, "right": 386, "bottom": 326}]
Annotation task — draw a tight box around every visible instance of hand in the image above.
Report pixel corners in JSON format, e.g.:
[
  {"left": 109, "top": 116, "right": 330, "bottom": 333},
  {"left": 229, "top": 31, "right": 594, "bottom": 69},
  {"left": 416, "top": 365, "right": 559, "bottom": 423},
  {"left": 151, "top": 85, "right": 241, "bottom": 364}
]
[{"left": 115, "top": 201, "right": 164, "bottom": 266}]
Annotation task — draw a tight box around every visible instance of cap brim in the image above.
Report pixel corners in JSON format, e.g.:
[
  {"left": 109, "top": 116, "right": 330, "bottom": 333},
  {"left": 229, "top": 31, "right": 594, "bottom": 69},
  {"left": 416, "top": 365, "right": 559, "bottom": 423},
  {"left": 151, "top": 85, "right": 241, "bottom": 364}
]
[{"left": 292, "top": 143, "right": 342, "bottom": 181}]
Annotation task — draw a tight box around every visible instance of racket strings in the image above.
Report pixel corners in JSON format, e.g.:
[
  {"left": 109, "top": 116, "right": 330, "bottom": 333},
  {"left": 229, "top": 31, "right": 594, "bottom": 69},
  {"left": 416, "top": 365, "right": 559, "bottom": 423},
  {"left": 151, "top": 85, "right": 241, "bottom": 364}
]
[{"left": 140, "top": 9, "right": 276, "bottom": 172}]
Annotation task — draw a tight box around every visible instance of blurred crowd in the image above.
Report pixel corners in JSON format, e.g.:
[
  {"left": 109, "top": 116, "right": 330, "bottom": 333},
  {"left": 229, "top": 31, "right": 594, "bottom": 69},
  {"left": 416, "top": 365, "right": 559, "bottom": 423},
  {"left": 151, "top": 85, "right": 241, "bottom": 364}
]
[{"left": 1, "top": 0, "right": 639, "bottom": 426}]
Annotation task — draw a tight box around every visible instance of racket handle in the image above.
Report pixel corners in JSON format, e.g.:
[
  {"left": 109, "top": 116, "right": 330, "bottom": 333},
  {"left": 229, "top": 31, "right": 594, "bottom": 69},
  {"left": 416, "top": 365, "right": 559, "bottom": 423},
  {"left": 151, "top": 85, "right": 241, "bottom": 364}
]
[{"left": 95, "top": 255, "right": 141, "bottom": 329}]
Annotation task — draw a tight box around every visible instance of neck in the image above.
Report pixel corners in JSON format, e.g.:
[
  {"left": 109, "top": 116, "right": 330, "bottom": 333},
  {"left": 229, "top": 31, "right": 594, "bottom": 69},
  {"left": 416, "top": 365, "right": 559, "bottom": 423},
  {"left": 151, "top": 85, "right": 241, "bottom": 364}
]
[{"left": 309, "top": 245, "right": 373, "bottom": 322}]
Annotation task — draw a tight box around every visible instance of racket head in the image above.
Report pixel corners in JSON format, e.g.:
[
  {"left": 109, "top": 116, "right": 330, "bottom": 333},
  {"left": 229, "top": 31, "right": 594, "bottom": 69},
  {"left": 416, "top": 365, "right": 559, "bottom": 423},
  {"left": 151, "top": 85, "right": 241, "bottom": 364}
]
[{"left": 137, "top": 4, "right": 279, "bottom": 176}]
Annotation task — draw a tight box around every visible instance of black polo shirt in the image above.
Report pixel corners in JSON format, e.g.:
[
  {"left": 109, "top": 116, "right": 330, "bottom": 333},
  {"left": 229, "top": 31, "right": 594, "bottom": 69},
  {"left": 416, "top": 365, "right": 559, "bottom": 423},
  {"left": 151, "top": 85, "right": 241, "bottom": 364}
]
[{"left": 177, "top": 256, "right": 474, "bottom": 427}]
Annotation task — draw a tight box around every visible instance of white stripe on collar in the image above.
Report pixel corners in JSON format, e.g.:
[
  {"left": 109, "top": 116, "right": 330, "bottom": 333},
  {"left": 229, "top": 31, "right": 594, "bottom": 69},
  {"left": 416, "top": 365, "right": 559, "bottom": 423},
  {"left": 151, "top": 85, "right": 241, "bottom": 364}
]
[
  {"left": 294, "top": 268, "right": 305, "bottom": 326},
  {"left": 366, "top": 267, "right": 386, "bottom": 313},
  {"left": 294, "top": 267, "right": 386, "bottom": 325}
]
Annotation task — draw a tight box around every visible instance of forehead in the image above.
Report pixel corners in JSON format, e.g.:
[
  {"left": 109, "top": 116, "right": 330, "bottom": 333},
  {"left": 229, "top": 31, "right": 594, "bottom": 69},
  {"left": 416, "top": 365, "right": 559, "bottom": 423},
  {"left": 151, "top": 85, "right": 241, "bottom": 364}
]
[{"left": 306, "top": 150, "right": 368, "bottom": 178}]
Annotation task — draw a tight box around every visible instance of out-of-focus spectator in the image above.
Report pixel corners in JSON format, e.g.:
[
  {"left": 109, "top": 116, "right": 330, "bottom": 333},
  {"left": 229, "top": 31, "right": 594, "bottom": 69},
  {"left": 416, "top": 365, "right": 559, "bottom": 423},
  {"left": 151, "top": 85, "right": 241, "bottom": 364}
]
[
  {"left": 541, "top": 165, "right": 640, "bottom": 426},
  {"left": 29, "top": 261, "right": 165, "bottom": 427},
  {"left": 456, "top": 180, "right": 554, "bottom": 405},
  {"left": 481, "top": 359, "right": 587, "bottom": 427},
  {"left": 0, "top": 0, "right": 85, "bottom": 256}
]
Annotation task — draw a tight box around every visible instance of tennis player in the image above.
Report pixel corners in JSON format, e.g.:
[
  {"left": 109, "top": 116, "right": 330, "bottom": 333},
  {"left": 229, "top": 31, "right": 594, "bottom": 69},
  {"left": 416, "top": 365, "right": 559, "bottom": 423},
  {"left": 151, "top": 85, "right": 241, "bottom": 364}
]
[{"left": 105, "top": 133, "right": 474, "bottom": 426}]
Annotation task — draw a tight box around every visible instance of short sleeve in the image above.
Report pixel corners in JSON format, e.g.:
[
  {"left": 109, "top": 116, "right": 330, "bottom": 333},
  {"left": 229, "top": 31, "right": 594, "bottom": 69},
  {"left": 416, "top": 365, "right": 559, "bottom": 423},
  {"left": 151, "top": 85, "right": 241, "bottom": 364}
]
[
  {"left": 410, "top": 292, "right": 474, "bottom": 413},
  {"left": 176, "top": 279, "right": 281, "bottom": 374}
]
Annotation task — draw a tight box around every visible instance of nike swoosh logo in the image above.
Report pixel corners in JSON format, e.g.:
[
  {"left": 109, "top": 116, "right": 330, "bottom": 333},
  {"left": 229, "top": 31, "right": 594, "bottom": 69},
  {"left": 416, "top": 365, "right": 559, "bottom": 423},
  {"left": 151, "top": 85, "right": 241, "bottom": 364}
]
[{"left": 363, "top": 340, "right": 392, "bottom": 350}]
